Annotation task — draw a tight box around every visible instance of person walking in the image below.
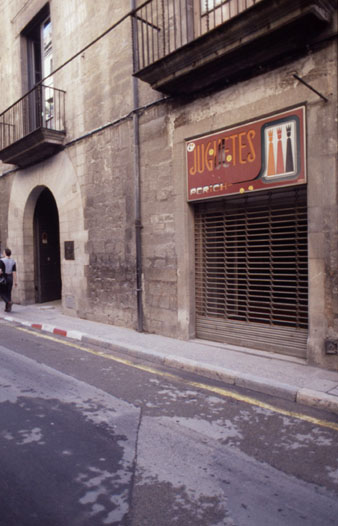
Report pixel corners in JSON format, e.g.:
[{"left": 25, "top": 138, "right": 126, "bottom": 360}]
[
  {"left": 0, "top": 258, "right": 10, "bottom": 311},
  {"left": 1, "top": 248, "right": 17, "bottom": 312}
]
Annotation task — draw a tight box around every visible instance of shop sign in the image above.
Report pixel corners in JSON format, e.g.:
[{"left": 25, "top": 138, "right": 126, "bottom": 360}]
[{"left": 186, "top": 106, "right": 306, "bottom": 201}]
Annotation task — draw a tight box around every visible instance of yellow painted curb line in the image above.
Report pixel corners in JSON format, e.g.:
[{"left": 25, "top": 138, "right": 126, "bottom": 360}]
[{"left": 16, "top": 326, "right": 338, "bottom": 432}]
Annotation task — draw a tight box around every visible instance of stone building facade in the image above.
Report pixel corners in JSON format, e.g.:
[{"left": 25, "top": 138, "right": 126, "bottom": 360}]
[{"left": 0, "top": 0, "right": 337, "bottom": 370}]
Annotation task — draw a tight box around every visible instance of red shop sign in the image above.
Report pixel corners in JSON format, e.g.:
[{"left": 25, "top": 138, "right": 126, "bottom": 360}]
[{"left": 186, "top": 106, "right": 306, "bottom": 201}]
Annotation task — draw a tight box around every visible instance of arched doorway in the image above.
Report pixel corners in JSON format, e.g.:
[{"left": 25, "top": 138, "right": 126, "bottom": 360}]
[{"left": 33, "top": 187, "right": 61, "bottom": 302}]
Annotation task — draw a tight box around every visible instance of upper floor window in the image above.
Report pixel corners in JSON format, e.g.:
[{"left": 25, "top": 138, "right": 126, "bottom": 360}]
[
  {"left": 201, "top": 0, "right": 224, "bottom": 14},
  {"left": 200, "top": 0, "right": 260, "bottom": 27},
  {"left": 24, "top": 9, "right": 52, "bottom": 90},
  {"left": 42, "top": 18, "right": 53, "bottom": 81},
  {"left": 22, "top": 5, "right": 54, "bottom": 129}
]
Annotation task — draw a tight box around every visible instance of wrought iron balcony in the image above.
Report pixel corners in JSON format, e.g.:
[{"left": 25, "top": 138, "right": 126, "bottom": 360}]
[
  {"left": 0, "top": 84, "right": 66, "bottom": 167},
  {"left": 132, "top": 0, "right": 336, "bottom": 94}
]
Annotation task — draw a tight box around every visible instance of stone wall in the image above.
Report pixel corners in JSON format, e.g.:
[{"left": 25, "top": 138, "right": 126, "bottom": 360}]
[
  {"left": 0, "top": 0, "right": 337, "bottom": 369},
  {"left": 137, "top": 39, "right": 338, "bottom": 367},
  {"left": 77, "top": 123, "right": 137, "bottom": 327}
]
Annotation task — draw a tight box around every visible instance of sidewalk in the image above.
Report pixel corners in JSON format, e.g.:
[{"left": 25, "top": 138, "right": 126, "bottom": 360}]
[{"left": 2, "top": 301, "right": 338, "bottom": 415}]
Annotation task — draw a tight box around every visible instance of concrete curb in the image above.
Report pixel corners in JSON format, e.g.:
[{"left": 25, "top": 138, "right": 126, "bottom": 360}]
[
  {"left": 4, "top": 315, "right": 338, "bottom": 415},
  {"left": 4, "top": 316, "right": 84, "bottom": 340},
  {"left": 297, "top": 389, "right": 338, "bottom": 415},
  {"left": 82, "top": 335, "right": 298, "bottom": 401}
]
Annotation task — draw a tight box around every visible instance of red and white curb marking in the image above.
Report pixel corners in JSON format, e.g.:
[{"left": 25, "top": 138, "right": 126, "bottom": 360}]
[{"left": 4, "top": 315, "right": 83, "bottom": 341}]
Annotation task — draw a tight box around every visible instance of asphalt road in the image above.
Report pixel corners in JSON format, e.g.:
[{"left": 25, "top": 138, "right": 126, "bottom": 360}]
[{"left": 0, "top": 320, "right": 338, "bottom": 526}]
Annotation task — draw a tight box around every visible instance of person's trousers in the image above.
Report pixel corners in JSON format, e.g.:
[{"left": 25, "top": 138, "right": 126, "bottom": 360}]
[
  {"left": 6, "top": 274, "right": 13, "bottom": 302},
  {"left": 0, "top": 285, "right": 10, "bottom": 305}
]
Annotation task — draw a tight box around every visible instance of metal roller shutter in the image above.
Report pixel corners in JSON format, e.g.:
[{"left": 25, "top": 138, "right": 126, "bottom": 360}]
[{"left": 194, "top": 187, "right": 308, "bottom": 358}]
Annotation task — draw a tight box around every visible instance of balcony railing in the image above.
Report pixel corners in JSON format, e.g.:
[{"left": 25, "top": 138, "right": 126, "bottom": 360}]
[
  {"left": 0, "top": 84, "right": 66, "bottom": 167},
  {"left": 133, "top": 0, "right": 261, "bottom": 71},
  {"left": 132, "top": 0, "right": 336, "bottom": 94},
  {"left": 0, "top": 84, "right": 65, "bottom": 150}
]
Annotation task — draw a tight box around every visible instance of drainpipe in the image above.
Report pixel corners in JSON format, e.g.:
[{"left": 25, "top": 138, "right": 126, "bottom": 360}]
[{"left": 131, "top": 0, "right": 143, "bottom": 332}]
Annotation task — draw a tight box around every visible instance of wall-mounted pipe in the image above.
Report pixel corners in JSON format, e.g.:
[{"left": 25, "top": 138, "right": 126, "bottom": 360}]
[{"left": 131, "top": 0, "right": 143, "bottom": 332}]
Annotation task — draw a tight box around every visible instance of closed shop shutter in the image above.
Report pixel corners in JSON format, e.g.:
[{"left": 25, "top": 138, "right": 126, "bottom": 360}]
[{"left": 194, "top": 187, "right": 308, "bottom": 358}]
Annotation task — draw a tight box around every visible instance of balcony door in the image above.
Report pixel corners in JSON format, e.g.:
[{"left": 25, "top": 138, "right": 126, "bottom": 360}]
[{"left": 24, "top": 7, "right": 53, "bottom": 132}]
